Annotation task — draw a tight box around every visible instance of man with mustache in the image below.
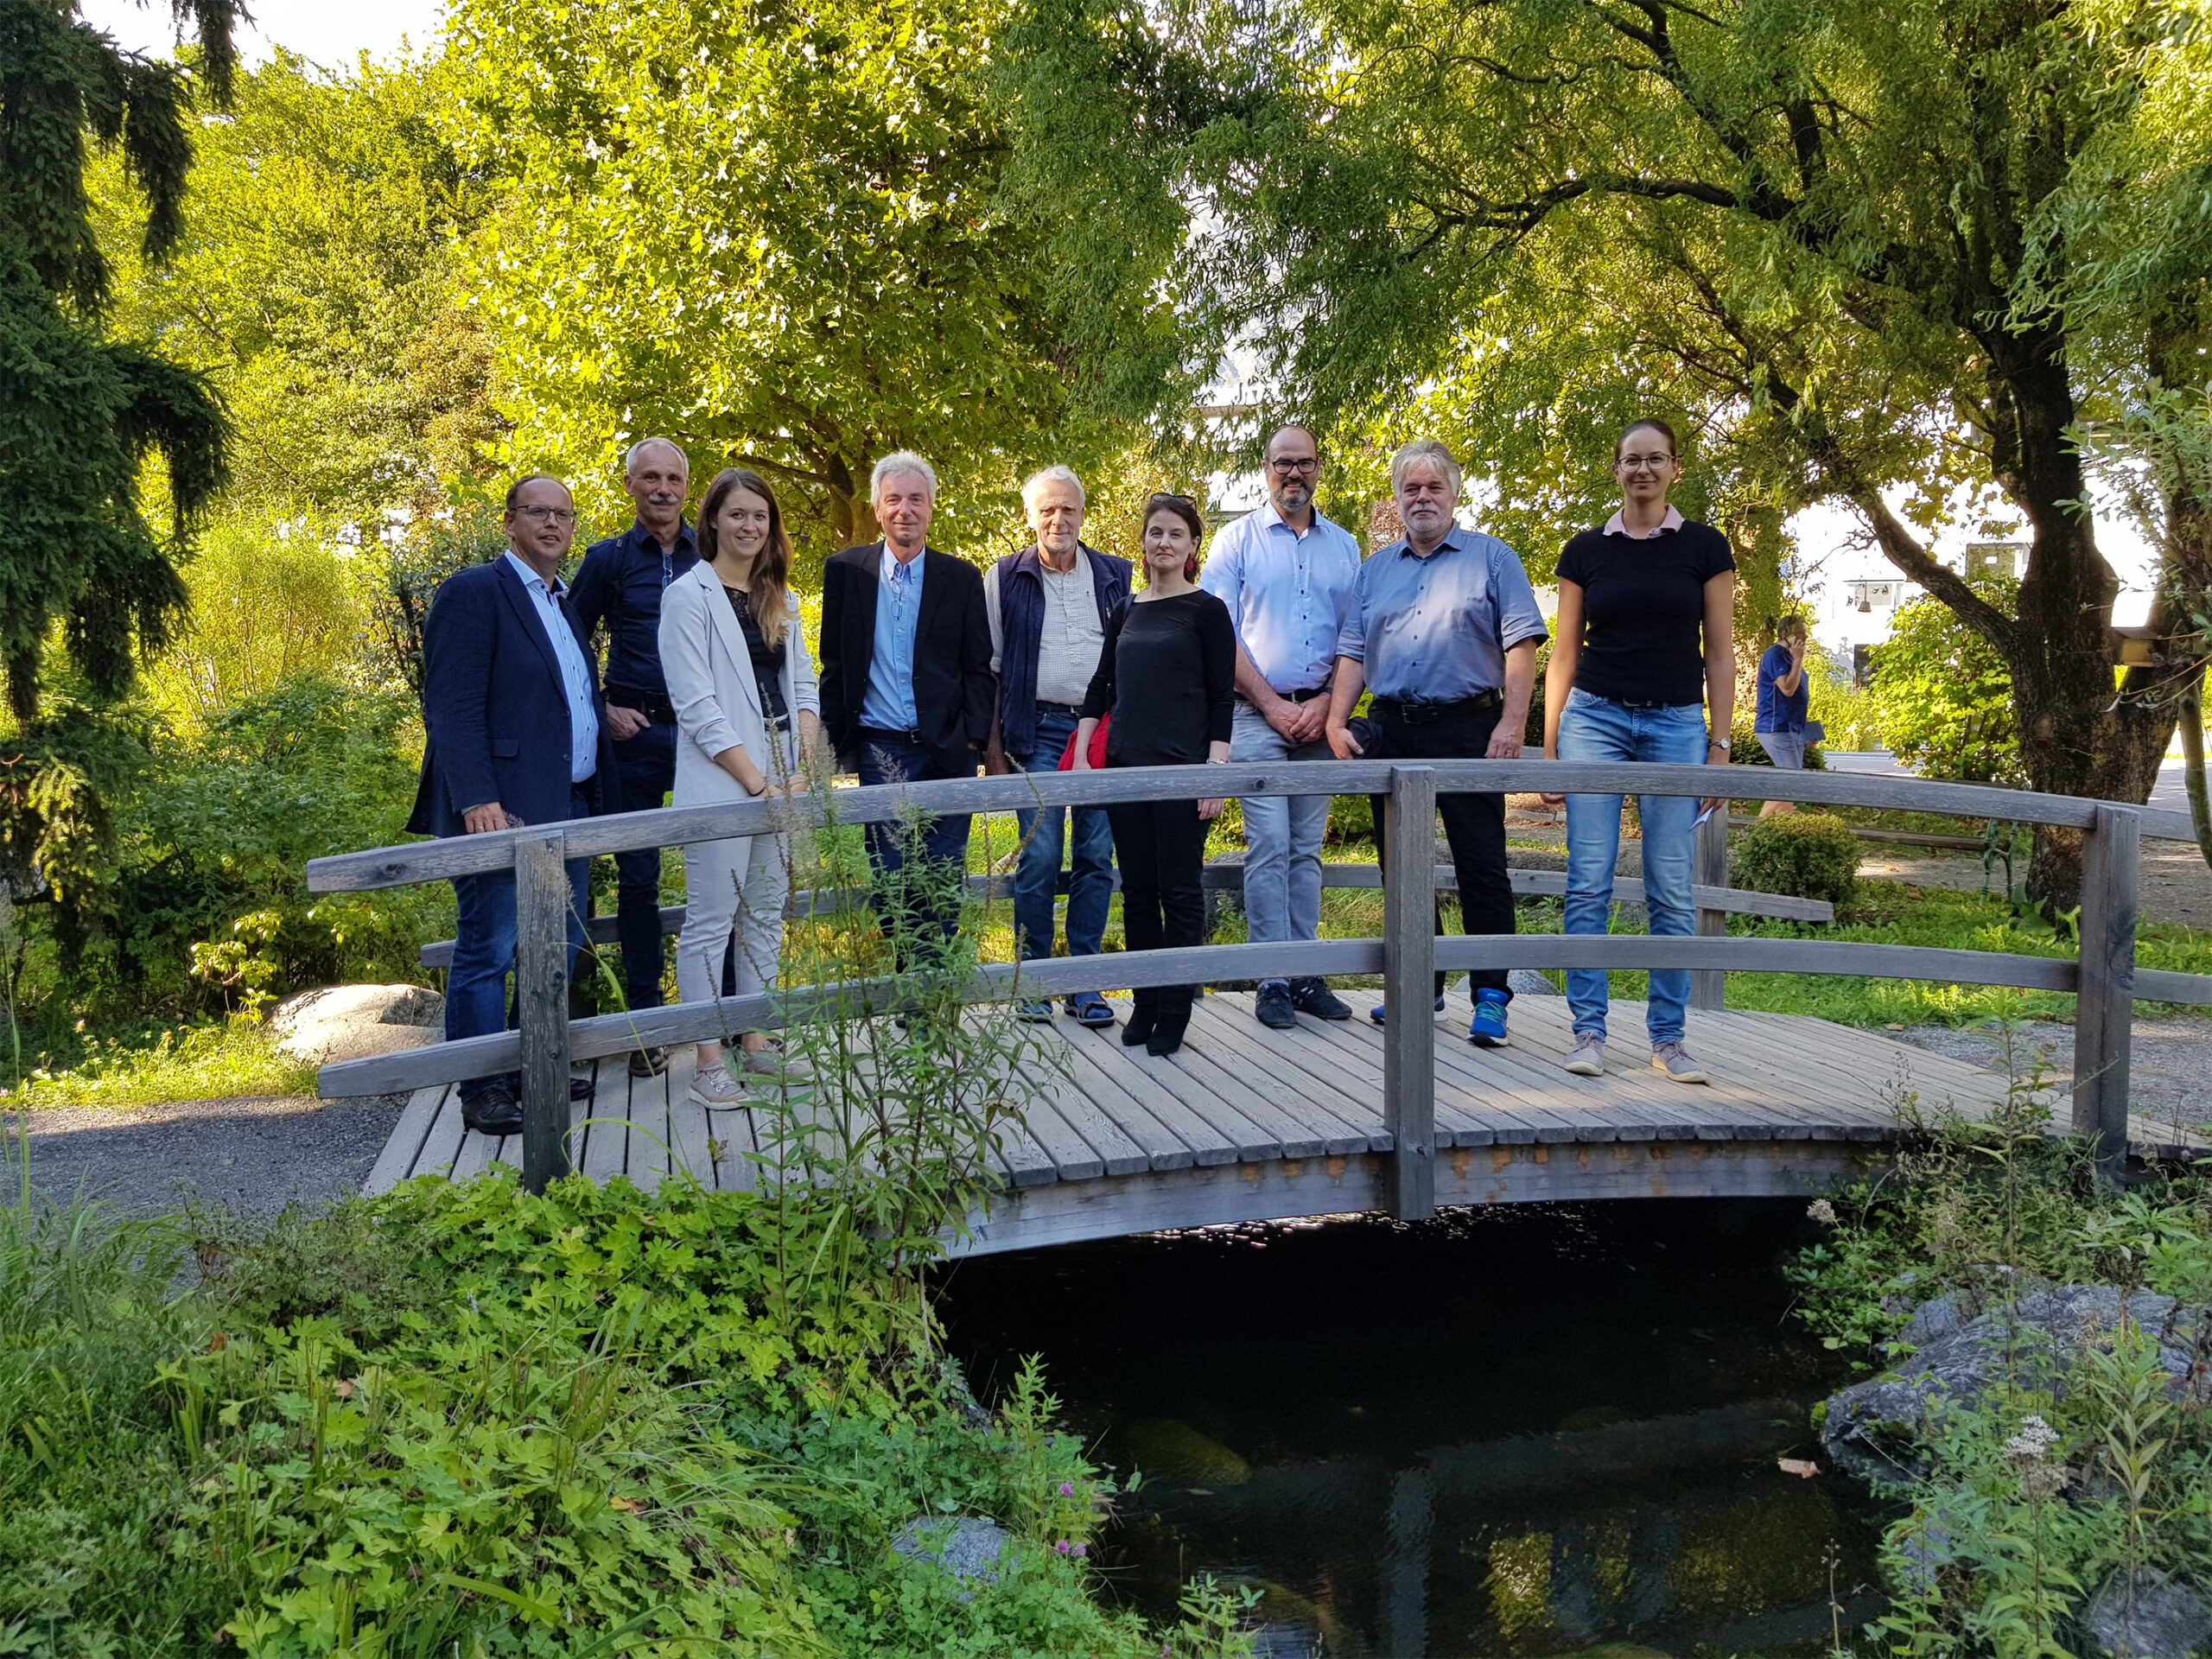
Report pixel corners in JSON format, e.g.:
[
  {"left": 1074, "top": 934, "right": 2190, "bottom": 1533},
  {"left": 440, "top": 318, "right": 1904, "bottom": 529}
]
[
  {"left": 571, "top": 437, "right": 697, "bottom": 1069},
  {"left": 1325, "top": 439, "right": 1547, "bottom": 1049}
]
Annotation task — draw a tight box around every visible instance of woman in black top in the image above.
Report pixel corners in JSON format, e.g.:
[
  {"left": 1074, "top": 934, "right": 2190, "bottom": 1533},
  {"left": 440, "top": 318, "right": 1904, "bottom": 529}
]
[
  {"left": 1073, "top": 493, "right": 1236, "bottom": 1056},
  {"left": 1539, "top": 419, "right": 1735, "bottom": 1085}
]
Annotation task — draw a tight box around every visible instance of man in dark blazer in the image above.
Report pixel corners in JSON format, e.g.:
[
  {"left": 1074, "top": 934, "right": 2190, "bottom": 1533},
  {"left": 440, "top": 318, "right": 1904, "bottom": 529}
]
[
  {"left": 408, "top": 473, "right": 618, "bottom": 1135},
  {"left": 818, "top": 450, "right": 994, "bottom": 953}
]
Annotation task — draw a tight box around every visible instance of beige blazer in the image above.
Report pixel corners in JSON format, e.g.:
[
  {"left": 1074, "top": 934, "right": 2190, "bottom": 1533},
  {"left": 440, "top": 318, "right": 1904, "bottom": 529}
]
[{"left": 658, "top": 558, "right": 821, "bottom": 806}]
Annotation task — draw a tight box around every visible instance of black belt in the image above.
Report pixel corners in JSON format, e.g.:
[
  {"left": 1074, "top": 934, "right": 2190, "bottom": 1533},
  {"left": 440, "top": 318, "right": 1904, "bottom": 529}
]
[
  {"left": 858, "top": 724, "right": 927, "bottom": 746},
  {"left": 1035, "top": 700, "right": 1084, "bottom": 717},
  {"left": 1372, "top": 690, "right": 1502, "bottom": 723},
  {"left": 606, "top": 687, "right": 675, "bottom": 722},
  {"left": 1612, "top": 696, "right": 1703, "bottom": 711}
]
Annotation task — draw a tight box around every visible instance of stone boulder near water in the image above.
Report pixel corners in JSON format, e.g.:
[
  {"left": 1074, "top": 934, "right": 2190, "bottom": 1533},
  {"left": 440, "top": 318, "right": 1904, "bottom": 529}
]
[
  {"left": 1821, "top": 1285, "right": 2208, "bottom": 1484},
  {"left": 890, "top": 1516, "right": 1014, "bottom": 1596},
  {"left": 270, "top": 983, "right": 444, "bottom": 1067},
  {"left": 2082, "top": 1568, "right": 2212, "bottom": 1659}
]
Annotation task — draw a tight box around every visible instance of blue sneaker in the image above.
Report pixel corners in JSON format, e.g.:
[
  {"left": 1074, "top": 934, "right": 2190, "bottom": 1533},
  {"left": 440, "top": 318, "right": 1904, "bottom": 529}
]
[
  {"left": 1368, "top": 995, "right": 1446, "bottom": 1026},
  {"left": 1467, "top": 989, "right": 1510, "bottom": 1047}
]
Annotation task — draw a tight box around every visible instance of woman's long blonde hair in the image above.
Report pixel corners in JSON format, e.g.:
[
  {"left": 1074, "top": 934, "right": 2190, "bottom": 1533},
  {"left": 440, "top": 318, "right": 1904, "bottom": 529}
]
[{"left": 697, "top": 467, "right": 796, "bottom": 649}]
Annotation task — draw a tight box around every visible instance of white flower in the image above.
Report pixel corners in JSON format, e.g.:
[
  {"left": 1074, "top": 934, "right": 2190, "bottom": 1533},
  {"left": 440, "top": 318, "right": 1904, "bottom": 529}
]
[
  {"left": 1806, "top": 1198, "right": 1839, "bottom": 1224},
  {"left": 2003, "top": 1415, "right": 2060, "bottom": 1465}
]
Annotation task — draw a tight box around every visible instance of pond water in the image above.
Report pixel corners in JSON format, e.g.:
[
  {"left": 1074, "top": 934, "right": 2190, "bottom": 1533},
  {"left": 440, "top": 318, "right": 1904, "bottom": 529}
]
[{"left": 936, "top": 1198, "right": 1887, "bottom": 1658}]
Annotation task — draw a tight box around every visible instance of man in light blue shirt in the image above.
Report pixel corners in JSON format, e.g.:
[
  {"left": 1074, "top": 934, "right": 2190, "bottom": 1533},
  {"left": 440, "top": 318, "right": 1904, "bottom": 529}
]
[
  {"left": 504, "top": 549, "right": 602, "bottom": 782},
  {"left": 1326, "top": 439, "right": 1546, "bottom": 1049},
  {"left": 1200, "top": 424, "right": 1363, "bottom": 1031},
  {"left": 861, "top": 537, "right": 925, "bottom": 731}
]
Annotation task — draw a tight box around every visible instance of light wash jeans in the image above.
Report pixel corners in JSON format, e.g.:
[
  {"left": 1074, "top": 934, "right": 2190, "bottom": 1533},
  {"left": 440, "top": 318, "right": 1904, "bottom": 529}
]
[
  {"left": 1556, "top": 688, "right": 1708, "bottom": 1046},
  {"left": 1229, "top": 702, "right": 1333, "bottom": 984},
  {"left": 1009, "top": 707, "right": 1116, "bottom": 964}
]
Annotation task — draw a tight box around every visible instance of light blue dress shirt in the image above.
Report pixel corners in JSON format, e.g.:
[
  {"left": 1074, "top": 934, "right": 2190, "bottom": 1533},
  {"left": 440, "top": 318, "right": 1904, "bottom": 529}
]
[
  {"left": 860, "top": 544, "right": 925, "bottom": 732},
  {"left": 1336, "top": 526, "right": 1549, "bottom": 701},
  {"left": 1199, "top": 501, "right": 1363, "bottom": 694},
  {"left": 502, "top": 550, "right": 601, "bottom": 784}
]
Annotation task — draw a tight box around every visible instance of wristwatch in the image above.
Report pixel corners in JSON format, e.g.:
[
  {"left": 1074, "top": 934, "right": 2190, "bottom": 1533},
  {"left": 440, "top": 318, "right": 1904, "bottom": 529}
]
[{"left": 1708, "top": 735, "right": 1732, "bottom": 753}]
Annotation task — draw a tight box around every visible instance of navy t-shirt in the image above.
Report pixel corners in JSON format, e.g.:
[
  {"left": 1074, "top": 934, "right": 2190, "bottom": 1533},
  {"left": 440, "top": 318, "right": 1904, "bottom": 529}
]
[
  {"left": 1757, "top": 642, "right": 1811, "bottom": 732},
  {"left": 1555, "top": 521, "right": 1736, "bottom": 706}
]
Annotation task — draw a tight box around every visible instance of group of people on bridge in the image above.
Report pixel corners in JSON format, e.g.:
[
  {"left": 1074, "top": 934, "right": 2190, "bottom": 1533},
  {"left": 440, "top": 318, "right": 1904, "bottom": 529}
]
[{"left": 408, "top": 423, "right": 1820, "bottom": 1137}]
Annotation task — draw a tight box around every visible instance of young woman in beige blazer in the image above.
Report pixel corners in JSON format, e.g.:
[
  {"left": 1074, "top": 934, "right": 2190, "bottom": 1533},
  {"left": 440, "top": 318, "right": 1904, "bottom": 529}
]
[{"left": 658, "top": 467, "right": 823, "bottom": 1103}]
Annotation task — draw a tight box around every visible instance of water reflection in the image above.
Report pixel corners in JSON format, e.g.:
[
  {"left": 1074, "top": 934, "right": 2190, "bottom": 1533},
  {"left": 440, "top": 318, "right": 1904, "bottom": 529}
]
[{"left": 937, "top": 1199, "right": 1883, "bottom": 1657}]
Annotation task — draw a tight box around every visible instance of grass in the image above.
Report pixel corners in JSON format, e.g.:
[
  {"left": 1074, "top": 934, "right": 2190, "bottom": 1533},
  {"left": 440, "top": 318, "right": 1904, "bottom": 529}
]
[{"left": 0, "top": 1015, "right": 317, "bottom": 1109}]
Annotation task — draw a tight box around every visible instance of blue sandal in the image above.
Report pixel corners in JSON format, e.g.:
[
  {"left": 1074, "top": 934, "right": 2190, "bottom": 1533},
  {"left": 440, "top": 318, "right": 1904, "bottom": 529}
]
[{"left": 1068, "top": 992, "right": 1117, "bottom": 1028}]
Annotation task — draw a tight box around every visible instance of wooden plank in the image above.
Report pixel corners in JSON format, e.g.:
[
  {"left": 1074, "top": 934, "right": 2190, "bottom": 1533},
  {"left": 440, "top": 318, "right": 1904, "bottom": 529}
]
[
  {"left": 365, "top": 1084, "right": 448, "bottom": 1192},
  {"left": 1052, "top": 1031, "right": 1204, "bottom": 1171},
  {"left": 1001, "top": 1081, "right": 1108, "bottom": 1182},
  {"left": 1434, "top": 995, "right": 1688, "bottom": 1144},
  {"left": 410, "top": 1091, "right": 468, "bottom": 1181},
  {"left": 449, "top": 1116, "right": 502, "bottom": 1181},
  {"left": 514, "top": 828, "right": 575, "bottom": 1192},
  {"left": 1159, "top": 1039, "right": 1347, "bottom": 1160},
  {"left": 1692, "top": 810, "right": 1729, "bottom": 1012},
  {"left": 2075, "top": 803, "right": 2140, "bottom": 1185},
  {"left": 1383, "top": 766, "right": 1439, "bottom": 1217},
  {"left": 578, "top": 1063, "right": 632, "bottom": 1184},
  {"left": 625, "top": 1058, "right": 677, "bottom": 1192},
  {"left": 1121, "top": 1033, "right": 1283, "bottom": 1163},
  {"left": 1182, "top": 1000, "right": 1392, "bottom": 1152},
  {"left": 1020, "top": 1037, "right": 1155, "bottom": 1176}
]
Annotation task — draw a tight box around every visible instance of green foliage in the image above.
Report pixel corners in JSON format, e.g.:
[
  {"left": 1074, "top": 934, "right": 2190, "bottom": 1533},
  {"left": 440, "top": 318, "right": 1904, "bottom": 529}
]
[
  {"left": 1732, "top": 811, "right": 1860, "bottom": 907},
  {"left": 0, "top": 0, "right": 237, "bottom": 720},
  {"left": 6, "top": 1014, "right": 315, "bottom": 1107},
  {"left": 1784, "top": 1051, "right": 2212, "bottom": 1656},
  {"left": 1869, "top": 580, "right": 2026, "bottom": 785},
  {"left": 441, "top": 0, "right": 1153, "bottom": 558}
]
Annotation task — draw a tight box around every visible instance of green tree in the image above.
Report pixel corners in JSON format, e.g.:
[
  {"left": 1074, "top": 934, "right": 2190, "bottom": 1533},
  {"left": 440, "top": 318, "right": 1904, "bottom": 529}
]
[
  {"left": 442, "top": 0, "right": 1160, "bottom": 563},
  {"left": 1868, "top": 582, "right": 2025, "bottom": 785},
  {"left": 1020, "top": 0, "right": 2212, "bottom": 903},
  {"left": 0, "top": 0, "right": 234, "bottom": 719}
]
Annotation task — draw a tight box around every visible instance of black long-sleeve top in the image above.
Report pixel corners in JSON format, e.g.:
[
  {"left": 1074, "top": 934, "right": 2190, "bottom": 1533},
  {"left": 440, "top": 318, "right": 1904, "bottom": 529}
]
[{"left": 1080, "top": 590, "right": 1237, "bottom": 766}]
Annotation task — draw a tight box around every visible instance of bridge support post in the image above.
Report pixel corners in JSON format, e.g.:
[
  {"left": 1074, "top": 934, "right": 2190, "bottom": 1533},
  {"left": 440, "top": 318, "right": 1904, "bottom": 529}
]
[
  {"left": 2073, "top": 803, "right": 2139, "bottom": 1185},
  {"left": 515, "top": 827, "right": 576, "bottom": 1194},
  {"left": 1691, "top": 806, "right": 1730, "bottom": 1010},
  {"left": 1383, "top": 766, "right": 1437, "bottom": 1220}
]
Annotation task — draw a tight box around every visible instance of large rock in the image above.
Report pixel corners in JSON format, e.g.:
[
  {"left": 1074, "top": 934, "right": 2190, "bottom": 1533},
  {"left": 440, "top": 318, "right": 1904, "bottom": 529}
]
[
  {"left": 2082, "top": 1568, "right": 2212, "bottom": 1659},
  {"left": 270, "top": 983, "right": 444, "bottom": 1067},
  {"left": 890, "top": 1516, "right": 1014, "bottom": 1595},
  {"left": 1821, "top": 1285, "right": 2207, "bottom": 1484}
]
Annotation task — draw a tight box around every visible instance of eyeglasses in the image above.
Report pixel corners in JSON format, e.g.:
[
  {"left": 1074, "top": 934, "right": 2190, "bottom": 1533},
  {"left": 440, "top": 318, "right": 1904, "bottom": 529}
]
[
  {"left": 1268, "top": 456, "right": 1319, "bottom": 474},
  {"left": 512, "top": 505, "right": 577, "bottom": 525},
  {"left": 1617, "top": 454, "right": 1676, "bottom": 473}
]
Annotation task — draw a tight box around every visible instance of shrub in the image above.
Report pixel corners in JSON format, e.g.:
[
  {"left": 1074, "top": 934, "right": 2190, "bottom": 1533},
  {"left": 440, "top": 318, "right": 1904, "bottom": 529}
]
[
  {"left": 1732, "top": 810, "right": 1859, "bottom": 907},
  {"left": 1866, "top": 577, "right": 2024, "bottom": 782}
]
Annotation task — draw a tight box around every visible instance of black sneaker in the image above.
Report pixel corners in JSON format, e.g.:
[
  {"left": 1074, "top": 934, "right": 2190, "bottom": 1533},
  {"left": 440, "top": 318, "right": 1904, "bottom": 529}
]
[
  {"left": 1255, "top": 980, "right": 1299, "bottom": 1030},
  {"left": 1289, "top": 977, "right": 1353, "bottom": 1020},
  {"left": 628, "top": 1046, "right": 669, "bottom": 1078}
]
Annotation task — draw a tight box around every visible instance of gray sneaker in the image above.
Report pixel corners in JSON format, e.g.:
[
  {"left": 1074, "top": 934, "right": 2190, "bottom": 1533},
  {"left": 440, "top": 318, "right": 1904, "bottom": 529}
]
[
  {"left": 1651, "top": 1041, "right": 1709, "bottom": 1084},
  {"left": 1563, "top": 1033, "right": 1605, "bottom": 1077}
]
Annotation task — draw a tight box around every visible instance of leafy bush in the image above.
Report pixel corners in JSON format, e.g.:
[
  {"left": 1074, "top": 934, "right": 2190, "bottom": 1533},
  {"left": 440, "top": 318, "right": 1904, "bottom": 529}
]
[
  {"left": 1867, "top": 577, "right": 2024, "bottom": 783},
  {"left": 1732, "top": 810, "right": 1859, "bottom": 906}
]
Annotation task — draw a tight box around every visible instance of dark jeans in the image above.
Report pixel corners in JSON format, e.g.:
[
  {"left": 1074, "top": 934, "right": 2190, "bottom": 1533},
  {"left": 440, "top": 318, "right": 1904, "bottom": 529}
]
[
  {"left": 608, "top": 719, "right": 734, "bottom": 1003},
  {"left": 1010, "top": 706, "right": 1116, "bottom": 965},
  {"left": 607, "top": 720, "right": 675, "bottom": 1007},
  {"left": 1363, "top": 699, "right": 1513, "bottom": 999},
  {"left": 1105, "top": 792, "right": 1208, "bottom": 1041},
  {"left": 448, "top": 785, "right": 594, "bottom": 1104},
  {"left": 857, "top": 733, "right": 976, "bottom": 957}
]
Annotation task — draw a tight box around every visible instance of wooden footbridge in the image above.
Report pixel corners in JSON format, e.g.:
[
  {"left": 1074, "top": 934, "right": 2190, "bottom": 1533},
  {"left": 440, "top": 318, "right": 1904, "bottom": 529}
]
[{"left": 309, "top": 763, "right": 2212, "bottom": 1255}]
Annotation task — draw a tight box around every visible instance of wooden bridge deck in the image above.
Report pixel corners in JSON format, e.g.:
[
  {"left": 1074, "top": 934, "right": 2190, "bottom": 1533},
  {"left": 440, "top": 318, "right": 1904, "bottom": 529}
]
[{"left": 364, "top": 988, "right": 2205, "bottom": 1254}]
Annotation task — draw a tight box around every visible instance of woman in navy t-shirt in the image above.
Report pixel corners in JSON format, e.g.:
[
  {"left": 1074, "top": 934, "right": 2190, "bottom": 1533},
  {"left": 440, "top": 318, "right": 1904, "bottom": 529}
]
[{"left": 1539, "top": 419, "right": 1736, "bottom": 1085}]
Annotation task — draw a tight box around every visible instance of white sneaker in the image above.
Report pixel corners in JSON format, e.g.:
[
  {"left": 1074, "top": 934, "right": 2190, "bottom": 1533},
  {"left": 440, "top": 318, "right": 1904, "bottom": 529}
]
[
  {"left": 690, "top": 1063, "right": 747, "bottom": 1106},
  {"left": 737, "top": 1046, "right": 810, "bottom": 1080},
  {"left": 1563, "top": 1033, "right": 1605, "bottom": 1077}
]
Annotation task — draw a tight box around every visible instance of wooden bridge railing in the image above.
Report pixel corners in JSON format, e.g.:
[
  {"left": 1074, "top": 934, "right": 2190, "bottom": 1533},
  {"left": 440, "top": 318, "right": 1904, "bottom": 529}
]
[{"left": 306, "top": 761, "right": 2212, "bottom": 1206}]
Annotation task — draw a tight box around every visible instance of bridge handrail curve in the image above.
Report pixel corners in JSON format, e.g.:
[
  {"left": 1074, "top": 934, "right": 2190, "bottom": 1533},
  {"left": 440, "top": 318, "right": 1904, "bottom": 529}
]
[{"left": 304, "top": 760, "right": 2198, "bottom": 894}]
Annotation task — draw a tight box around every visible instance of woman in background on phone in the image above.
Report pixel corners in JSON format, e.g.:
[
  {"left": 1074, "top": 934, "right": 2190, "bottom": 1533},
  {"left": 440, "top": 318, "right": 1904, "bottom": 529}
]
[
  {"left": 1540, "top": 419, "right": 1735, "bottom": 1084},
  {"left": 1071, "top": 493, "right": 1235, "bottom": 1057}
]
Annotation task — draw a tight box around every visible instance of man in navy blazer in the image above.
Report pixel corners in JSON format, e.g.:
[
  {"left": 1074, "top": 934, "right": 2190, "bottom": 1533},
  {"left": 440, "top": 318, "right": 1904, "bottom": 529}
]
[
  {"left": 818, "top": 451, "right": 993, "bottom": 954},
  {"left": 408, "top": 474, "right": 618, "bottom": 1135}
]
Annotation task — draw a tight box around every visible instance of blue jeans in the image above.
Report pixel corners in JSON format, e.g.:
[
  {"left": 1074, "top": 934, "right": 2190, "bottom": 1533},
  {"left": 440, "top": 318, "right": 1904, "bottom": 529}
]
[
  {"left": 1010, "top": 708, "right": 1115, "bottom": 964},
  {"left": 1228, "top": 702, "right": 1332, "bottom": 982},
  {"left": 1556, "top": 689, "right": 1707, "bottom": 1045},
  {"left": 448, "top": 819, "right": 594, "bottom": 1103},
  {"left": 857, "top": 733, "right": 976, "bottom": 956}
]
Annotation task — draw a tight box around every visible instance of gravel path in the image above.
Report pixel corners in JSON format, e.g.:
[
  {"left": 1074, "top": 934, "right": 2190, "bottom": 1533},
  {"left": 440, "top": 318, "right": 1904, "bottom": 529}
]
[
  {"left": 1859, "top": 841, "right": 2212, "bottom": 929},
  {"left": 3, "top": 1092, "right": 409, "bottom": 1221},
  {"left": 1887, "top": 1017, "right": 2212, "bottom": 1142}
]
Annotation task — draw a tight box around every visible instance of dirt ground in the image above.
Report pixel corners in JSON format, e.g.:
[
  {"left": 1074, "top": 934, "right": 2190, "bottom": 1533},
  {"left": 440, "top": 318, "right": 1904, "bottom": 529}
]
[
  {"left": 1859, "top": 840, "right": 2212, "bottom": 931},
  {"left": 1886, "top": 1017, "right": 2212, "bottom": 1144}
]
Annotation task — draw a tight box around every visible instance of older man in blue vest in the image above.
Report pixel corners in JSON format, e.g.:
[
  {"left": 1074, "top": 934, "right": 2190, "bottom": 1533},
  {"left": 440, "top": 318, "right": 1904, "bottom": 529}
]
[{"left": 983, "top": 465, "right": 1128, "bottom": 1027}]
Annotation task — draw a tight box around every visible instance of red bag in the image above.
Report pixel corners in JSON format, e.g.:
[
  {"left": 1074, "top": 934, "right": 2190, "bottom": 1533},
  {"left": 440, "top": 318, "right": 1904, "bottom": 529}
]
[{"left": 1057, "top": 714, "right": 1109, "bottom": 772}]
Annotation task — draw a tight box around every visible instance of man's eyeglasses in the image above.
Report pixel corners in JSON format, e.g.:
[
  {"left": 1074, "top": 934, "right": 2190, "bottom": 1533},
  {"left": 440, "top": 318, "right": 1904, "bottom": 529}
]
[
  {"left": 1268, "top": 456, "right": 1319, "bottom": 474},
  {"left": 1617, "top": 454, "right": 1676, "bottom": 473},
  {"left": 512, "top": 505, "right": 578, "bottom": 525}
]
